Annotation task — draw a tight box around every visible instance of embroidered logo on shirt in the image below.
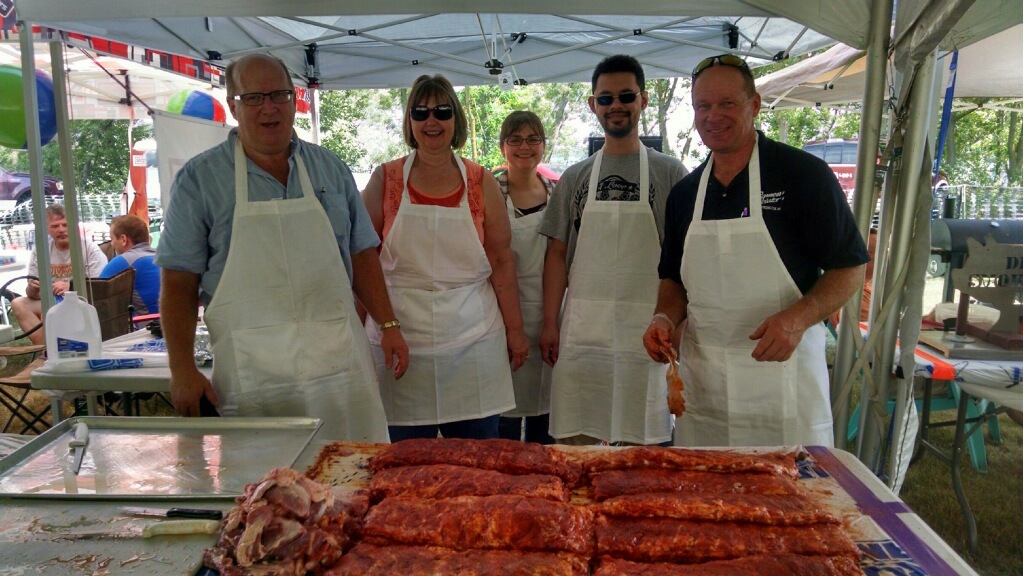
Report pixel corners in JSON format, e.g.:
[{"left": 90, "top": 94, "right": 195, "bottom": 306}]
[{"left": 762, "top": 190, "right": 784, "bottom": 212}]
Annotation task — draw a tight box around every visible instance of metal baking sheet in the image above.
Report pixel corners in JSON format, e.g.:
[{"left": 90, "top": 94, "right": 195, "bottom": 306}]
[{"left": 0, "top": 416, "right": 321, "bottom": 500}]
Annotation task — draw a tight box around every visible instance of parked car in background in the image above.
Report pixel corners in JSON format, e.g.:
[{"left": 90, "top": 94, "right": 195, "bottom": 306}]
[
  {"left": 491, "top": 163, "right": 563, "bottom": 182},
  {"left": 0, "top": 166, "right": 63, "bottom": 205},
  {"left": 802, "top": 138, "right": 949, "bottom": 217},
  {"left": 801, "top": 138, "right": 862, "bottom": 199}
]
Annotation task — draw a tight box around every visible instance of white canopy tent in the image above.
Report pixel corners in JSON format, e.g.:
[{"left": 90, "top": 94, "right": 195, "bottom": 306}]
[
  {"left": 756, "top": 24, "right": 1023, "bottom": 109},
  {"left": 0, "top": 41, "right": 228, "bottom": 120},
  {"left": 20, "top": 10, "right": 843, "bottom": 90},
  {"left": 9, "top": 0, "right": 1022, "bottom": 493}
]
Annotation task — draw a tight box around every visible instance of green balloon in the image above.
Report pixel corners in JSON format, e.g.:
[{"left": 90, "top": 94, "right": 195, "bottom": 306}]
[{"left": 0, "top": 65, "right": 57, "bottom": 149}]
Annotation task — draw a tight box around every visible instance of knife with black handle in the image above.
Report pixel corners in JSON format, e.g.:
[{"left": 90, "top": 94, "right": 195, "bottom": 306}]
[{"left": 121, "top": 507, "right": 224, "bottom": 520}]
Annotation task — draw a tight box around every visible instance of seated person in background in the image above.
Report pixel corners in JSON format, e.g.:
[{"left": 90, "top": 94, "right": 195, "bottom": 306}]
[
  {"left": 101, "top": 214, "right": 160, "bottom": 315},
  {"left": 12, "top": 203, "right": 108, "bottom": 345}
]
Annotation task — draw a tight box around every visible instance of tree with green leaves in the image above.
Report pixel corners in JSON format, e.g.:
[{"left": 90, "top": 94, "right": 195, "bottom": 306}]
[
  {"left": 940, "top": 100, "right": 1022, "bottom": 187},
  {"left": 641, "top": 78, "right": 682, "bottom": 156},
  {"left": 0, "top": 119, "right": 149, "bottom": 194}
]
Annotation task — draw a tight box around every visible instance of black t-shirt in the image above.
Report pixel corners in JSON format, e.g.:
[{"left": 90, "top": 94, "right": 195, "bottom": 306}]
[{"left": 659, "top": 133, "right": 869, "bottom": 295}]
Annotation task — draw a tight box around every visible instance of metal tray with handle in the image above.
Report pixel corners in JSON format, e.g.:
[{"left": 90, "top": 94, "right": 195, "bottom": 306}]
[{"left": 0, "top": 416, "right": 321, "bottom": 499}]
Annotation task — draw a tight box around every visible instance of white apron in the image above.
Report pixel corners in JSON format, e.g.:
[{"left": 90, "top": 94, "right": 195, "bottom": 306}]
[
  {"left": 676, "top": 137, "right": 832, "bottom": 447},
  {"left": 203, "top": 137, "right": 389, "bottom": 443},
  {"left": 503, "top": 189, "right": 550, "bottom": 417},
  {"left": 367, "top": 151, "right": 515, "bottom": 426},
  {"left": 548, "top": 147, "right": 672, "bottom": 444}
]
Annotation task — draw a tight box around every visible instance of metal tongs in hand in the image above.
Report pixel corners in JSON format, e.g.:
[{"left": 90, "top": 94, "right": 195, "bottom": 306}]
[{"left": 662, "top": 346, "right": 685, "bottom": 417}]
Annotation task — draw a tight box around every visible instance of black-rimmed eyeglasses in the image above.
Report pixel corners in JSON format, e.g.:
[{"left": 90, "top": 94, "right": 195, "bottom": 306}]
[
  {"left": 232, "top": 90, "right": 294, "bottom": 107},
  {"left": 692, "top": 54, "right": 751, "bottom": 79},
  {"left": 410, "top": 105, "right": 455, "bottom": 121},
  {"left": 594, "top": 92, "right": 642, "bottom": 106},
  {"left": 503, "top": 135, "right": 545, "bottom": 147}
]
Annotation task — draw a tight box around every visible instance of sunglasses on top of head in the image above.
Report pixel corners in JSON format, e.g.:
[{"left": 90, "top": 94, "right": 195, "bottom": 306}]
[
  {"left": 594, "top": 92, "right": 642, "bottom": 106},
  {"left": 410, "top": 105, "right": 454, "bottom": 121},
  {"left": 691, "top": 54, "right": 751, "bottom": 79}
]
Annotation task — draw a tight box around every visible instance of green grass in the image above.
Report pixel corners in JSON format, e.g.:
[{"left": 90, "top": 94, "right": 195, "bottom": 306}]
[
  {"left": 900, "top": 413, "right": 1023, "bottom": 576},
  {"left": 828, "top": 320, "right": 1021, "bottom": 575}
]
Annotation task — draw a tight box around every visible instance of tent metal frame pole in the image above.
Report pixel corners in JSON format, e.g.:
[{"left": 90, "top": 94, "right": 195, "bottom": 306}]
[
  {"left": 48, "top": 40, "right": 89, "bottom": 299},
  {"left": 17, "top": 27, "right": 55, "bottom": 321},
  {"left": 862, "top": 51, "right": 939, "bottom": 481},
  {"left": 309, "top": 87, "right": 321, "bottom": 145},
  {"left": 832, "top": 0, "right": 893, "bottom": 449}
]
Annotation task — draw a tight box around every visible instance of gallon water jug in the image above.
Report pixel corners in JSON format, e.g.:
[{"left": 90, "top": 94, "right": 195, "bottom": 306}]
[{"left": 45, "top": 291, "right": 102, "bottom": 361}]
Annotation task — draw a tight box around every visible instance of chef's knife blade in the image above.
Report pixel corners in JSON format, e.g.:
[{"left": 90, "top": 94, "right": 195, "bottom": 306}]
[
  {"left": 121, "top": 506, "right": 223, "bottom": 520},
  {"left": 68, "top": 422, "right": 89, "bottom": 475},
  {"left": 64, "top": 519, "right": 221, "bottom": 540}
]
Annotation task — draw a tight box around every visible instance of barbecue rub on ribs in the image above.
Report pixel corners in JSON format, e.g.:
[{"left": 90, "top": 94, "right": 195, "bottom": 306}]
[
  {"left": 369, "top": 464, "right": 570, "bottom": 502},
  {"left": 594, "top": 516, "right": 860, "bottom": 564},
  {"left": 590, "top": 469, "right": 805, "bottom": 501},
  {"left": 362, "top": 494, "right": 594, "bottom": 555},
  {"left": 369, "top": 438, "right": 582, "bottom": 486},
  {"left": 327, "top": 543, "right": 589, "bottom": 576},
  {"left": 594, "top": 554, "right": 865, "bottom": 576}
]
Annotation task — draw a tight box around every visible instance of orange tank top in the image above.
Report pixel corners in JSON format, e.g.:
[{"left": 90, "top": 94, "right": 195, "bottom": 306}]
[{"left": 380, "top": 155, "right": 486, "bottom": 243}]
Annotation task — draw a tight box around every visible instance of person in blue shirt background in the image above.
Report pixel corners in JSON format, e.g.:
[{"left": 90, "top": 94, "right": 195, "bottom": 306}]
[{"left": 101, "top": 214, "right": 160, "bottom": 315}]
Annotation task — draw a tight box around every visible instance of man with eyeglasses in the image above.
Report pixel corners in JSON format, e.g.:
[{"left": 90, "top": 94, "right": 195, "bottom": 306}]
[
  {"left": 156, "top": 53, "right": 406, "bottom": 443},
  {"left": 642, "top": 54, "right": 869, "bottom": 448},
  {"left": 539, "top": 54, "right": 688, "bottom": 446}
]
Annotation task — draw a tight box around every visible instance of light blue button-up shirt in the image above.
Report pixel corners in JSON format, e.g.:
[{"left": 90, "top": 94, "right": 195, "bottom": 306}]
[{"left": 155, "top": 130, "right": 379, "bottom": 306}]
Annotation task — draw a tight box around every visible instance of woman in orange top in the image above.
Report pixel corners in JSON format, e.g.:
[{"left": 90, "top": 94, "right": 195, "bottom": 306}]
[{"left": 362, "top": 74, "right": 528, "bottom": 442}]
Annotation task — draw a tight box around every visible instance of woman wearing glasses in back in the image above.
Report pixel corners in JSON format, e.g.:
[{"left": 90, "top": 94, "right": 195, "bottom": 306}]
[
  {"left": 494, "top": 111, "right": 557, "bottom": 445},
  {"left": 361, "top": 74, "right": 529, "bottom": 442}
]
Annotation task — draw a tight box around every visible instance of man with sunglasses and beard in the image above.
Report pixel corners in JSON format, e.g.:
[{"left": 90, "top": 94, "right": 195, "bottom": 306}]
[
  {"left": 156, "top": 54, "right": 406, "bottom": 444},
  {"left": 642, "top": 54, "right": 868, "bottom": 448},
  {"left": 540, "top": 54, "right": 687, "bottom": 446}
]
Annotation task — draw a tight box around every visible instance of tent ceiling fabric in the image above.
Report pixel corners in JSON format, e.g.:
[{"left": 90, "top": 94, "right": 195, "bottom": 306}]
[
  {"left": 756, "top": 23, "right": 1023, "bottom": 109},
  {"left": 15, "top": 0, "right": 872, "bottom": 47},
  {"left": 24, "top": 12, "right": 841, "bottom": 90}
]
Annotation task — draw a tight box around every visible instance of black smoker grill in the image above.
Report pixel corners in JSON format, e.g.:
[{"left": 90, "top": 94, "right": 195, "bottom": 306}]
[{"left": 930, "top": 219, "right": 1024, "bottom": 303}]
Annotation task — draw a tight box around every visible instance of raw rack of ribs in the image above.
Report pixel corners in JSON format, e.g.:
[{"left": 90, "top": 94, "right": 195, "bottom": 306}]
[
  {"left": 593, "top": 554, "right": 864, "bottom": 576},
  {"left": 362, "top": 494, "right": 594, "bottom": 555},
  {"left": 369, "top": 438, "right": 582, "bottom": 486},
  {"left": 369, "top": 464, "right": 570, "bottom": 502},
  {"left": 593, "top": 492, "right": 839, "bottom": 525},
  {"left": 590, "top": 469, "right": 805, "bottom": 501},
  {"left": 594, "top": 517, "right": 860, "bottom": 564},
  {"left": 326, "top": 543, "right": 589, "bottom": 576},
  {"left": 582, "top": 446, "right": 800, "bottom": 478}
]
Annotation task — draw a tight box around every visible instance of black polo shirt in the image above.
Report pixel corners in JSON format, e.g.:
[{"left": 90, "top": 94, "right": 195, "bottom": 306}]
[{"left": 659, "top": 133, "right": 869, "bottom": 295}]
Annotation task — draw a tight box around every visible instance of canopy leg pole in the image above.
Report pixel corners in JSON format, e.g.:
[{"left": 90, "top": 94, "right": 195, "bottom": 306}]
[{"left": 833, "top": 0, "right": 894, "bottom": 449}]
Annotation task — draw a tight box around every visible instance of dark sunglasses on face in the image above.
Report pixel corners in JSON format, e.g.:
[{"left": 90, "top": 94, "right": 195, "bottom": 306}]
[
  {"left": 594, "top": 92, "right": 642, "bottom": 106},
  {"left": 232, "top": 90, "right": 294, "bottom": 107},
  {"left": 692, "top": 54, "right": 751, "bottom": 79},
  {"left": 410, "top": 105, "right": 455, "bottom": 121}
]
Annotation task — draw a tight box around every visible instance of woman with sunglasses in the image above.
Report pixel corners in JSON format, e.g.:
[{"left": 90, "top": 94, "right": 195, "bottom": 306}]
[
  {"left": 495, "top": 111, "right": 557, "bottom": 445},
  {"left": 362, "top": 74, "right": 528, "bottom": 442}
]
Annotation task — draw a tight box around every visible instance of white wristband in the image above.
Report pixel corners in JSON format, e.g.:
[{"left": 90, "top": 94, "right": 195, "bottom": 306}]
[{"left": 651, "top": 312, "right": 676, "bottom": 332}]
